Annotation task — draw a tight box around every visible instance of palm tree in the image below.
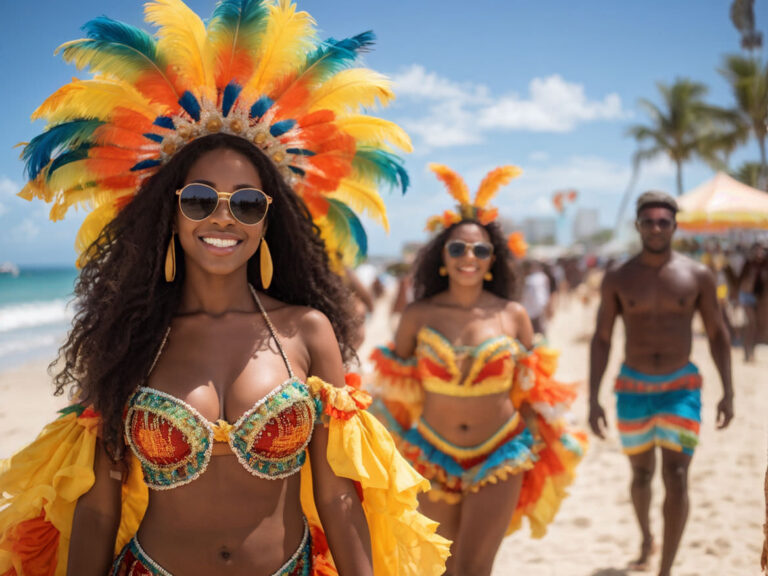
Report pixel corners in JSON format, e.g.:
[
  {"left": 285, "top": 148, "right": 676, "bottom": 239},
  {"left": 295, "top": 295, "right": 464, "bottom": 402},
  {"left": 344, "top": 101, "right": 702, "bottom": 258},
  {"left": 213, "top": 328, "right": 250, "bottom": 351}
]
[
  {"left": 720, "top": 55, "right": 768, "bottom": 189},
  {"left": 627, "top": 78, "right": 745, "bottom": 196},
  {"left": 732, "top": 160, "right": 763, "bottom": 187}
]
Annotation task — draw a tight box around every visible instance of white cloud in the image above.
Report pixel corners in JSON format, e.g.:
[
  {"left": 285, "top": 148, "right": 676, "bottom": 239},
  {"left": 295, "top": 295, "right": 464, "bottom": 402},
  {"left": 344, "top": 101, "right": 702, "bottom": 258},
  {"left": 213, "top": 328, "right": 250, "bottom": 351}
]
[
  {"left": 478, "top": 76, "right": 624, "bottom": 132},
  {"left": 389, "top": 65, "right": 628, "bottom": 149},
  {"left": 0, "top": 177, "right": 20, "bottom": 197}
]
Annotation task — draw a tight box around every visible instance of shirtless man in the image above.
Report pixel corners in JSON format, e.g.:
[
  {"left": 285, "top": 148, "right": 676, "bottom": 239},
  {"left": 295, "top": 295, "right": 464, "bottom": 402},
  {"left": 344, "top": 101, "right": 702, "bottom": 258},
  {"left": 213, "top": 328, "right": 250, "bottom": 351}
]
[{"left": 589, "top": 191, "right": 734, "bottom": 576}]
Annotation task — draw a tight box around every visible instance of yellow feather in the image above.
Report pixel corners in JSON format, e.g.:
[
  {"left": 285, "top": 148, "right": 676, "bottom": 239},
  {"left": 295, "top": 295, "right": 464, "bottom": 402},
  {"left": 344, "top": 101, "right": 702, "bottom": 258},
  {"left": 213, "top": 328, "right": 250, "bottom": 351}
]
[
  {"left": 306, "top": 69, "right": 394, "bottom": 116},
  {"left": 428, "top": 163, "right": 470, "bottom": 205},
  {"left": 474, "top": 166, "right": 522, "bottom": 207},
  {"left": 144, "top": 0, "right": 215, "bottom": 97},
  {"left": 328, "top": 177, "right": 389, "bottom": 232},
  {"left": 75, "top": 202, "right": 119, "bottom": 266},
  {"left": 335, "top": 115, "right": 413, "bottom": 153},
  {"left": 242, "top": 0, "right": 316, "bottom": 99},
  {"left": 32, "top": 78, "right": 159, "bottom": 123}
]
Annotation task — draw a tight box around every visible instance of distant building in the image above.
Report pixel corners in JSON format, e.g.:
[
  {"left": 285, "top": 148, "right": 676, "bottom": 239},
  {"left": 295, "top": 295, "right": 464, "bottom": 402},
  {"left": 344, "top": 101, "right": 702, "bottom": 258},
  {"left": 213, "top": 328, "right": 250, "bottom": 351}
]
[
  {"left": 573, "top": 208, "right": 600, "bottom": 241},
  {"left": 520, "top": 217, "right": 557, "bottom": 245}
]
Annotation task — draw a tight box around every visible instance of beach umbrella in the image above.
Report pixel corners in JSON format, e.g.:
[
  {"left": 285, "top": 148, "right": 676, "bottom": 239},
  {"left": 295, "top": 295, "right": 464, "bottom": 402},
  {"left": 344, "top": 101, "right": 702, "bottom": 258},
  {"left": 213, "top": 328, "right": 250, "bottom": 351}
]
[{"left": 677, "top": 171, "right": 768, "bottom": 231}]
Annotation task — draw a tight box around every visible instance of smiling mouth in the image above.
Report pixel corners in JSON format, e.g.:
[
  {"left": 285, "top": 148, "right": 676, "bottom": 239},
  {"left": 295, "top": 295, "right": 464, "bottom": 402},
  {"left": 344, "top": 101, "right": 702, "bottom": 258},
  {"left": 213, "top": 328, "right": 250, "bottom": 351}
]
[
  {"left": 200, "top": 236, "right": 241, "bottom": 248},
  {"left": 458, "top": 266, "right": 478, "bottom": 273}
]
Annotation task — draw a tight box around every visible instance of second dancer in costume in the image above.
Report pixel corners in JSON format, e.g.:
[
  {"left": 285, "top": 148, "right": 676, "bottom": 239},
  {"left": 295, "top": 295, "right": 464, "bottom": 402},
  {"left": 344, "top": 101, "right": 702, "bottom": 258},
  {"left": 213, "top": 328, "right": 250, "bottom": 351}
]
[{"left": 371, "top": 163, "right": 587, "bottom": 576}]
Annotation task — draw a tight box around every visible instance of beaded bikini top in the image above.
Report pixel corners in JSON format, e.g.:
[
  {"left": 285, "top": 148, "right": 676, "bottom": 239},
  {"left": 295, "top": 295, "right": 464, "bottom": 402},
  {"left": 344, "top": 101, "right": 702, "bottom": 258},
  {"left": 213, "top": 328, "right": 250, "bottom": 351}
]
[
  {"left": 415, "top": 325, "right": 524, "bottom": 398},
  {"left": 124, "top": 289, "right": 316, "bottom": 490}
]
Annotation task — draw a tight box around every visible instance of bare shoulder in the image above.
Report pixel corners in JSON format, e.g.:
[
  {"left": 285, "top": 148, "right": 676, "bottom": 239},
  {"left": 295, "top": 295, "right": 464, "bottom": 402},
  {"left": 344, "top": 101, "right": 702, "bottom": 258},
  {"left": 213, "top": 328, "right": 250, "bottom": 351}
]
[
  {"left": 503, "top": 299, "right": 529, "bottom": 326},
  {"left": 400, "top": 298, "right": 434, "bottom": 331},
  {"left": 672, "top": 251, "right": 710, "bottom": 276}
]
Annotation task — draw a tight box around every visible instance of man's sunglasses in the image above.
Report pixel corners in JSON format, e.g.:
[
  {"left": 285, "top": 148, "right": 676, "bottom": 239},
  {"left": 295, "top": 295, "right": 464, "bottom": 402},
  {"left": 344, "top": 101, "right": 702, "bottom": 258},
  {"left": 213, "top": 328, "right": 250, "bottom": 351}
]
[
  {"left": 176, "top": 183, "right": 272, "bottom": 226},
  {"left": 637, "top": 217, "right": 674, "bottom": 231},
  {"left": 445, "top": 240, "right": 494, "bottom": 260}
]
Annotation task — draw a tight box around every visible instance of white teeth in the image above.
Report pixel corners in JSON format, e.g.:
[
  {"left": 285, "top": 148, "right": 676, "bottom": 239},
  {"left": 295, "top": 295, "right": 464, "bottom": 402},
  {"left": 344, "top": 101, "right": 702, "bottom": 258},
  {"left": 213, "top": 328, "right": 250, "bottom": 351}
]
[{"left": 202, "top": 237, "right": 238, "bottom": 248}]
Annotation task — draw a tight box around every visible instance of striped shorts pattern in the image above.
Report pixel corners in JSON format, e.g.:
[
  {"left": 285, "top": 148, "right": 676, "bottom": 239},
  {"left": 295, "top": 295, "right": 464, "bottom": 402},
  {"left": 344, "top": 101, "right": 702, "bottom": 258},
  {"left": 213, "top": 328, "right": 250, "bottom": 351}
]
[{"left": 614, "top": 363, "right": 702, "bottom": 456}]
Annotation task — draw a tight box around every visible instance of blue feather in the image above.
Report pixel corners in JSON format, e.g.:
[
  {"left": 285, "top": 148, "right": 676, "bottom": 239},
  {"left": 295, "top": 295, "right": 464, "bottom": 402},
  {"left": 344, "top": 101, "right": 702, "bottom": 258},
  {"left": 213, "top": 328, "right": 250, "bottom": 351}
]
[
  {"left": 153, "top": 116, "right": 175, "bottom": 129},
  {"left": 58, "top": 17, "right": 161, "bottom": 77},
  {"left": 131, "top": 159, "right": 163, "bottom": 172},
  {"left": 288, "top": 165, "right": 306, "bottom": 176},
  {"left": 285, "top": 148, "right": 315, "bottom": 156},
  {"left": 352, "top": 147, "right": 410, "bottom": 194},
  {"left": 22, "top": 120, "right": 103, "bottom": 180},
  {"left": 47, "top": 145, "right": 92, "bottom": 180},
  {"left": 301, "top": 32, "right": 377, "bottom": 83},
  {"left": 250, "top": 96, "right": 273, "bottom": 119},
  {"left": 222, "top": 82, "right": 242, "bottom": 117},
  {"left": 208, "top": 0, "right": 269, "bottom": 37},
  {"left": 269, "top": 119, "right": 295, "bottom": 137},
  {"left": 328, "top": 198, "right": 368, "bottom": 265},
  {"left": 178, "top": 91, "right": 201, "bottom": 121},
  {"left": 143, "top": 133, "right": 164, "bottom": 143}
]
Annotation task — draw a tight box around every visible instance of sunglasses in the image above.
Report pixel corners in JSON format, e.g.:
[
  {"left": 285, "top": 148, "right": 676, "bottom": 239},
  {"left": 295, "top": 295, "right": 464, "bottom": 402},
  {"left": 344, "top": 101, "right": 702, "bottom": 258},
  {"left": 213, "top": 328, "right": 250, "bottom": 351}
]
[
  {"left": 637, "top": 217, "right": 674, "bottom": 231},
  {"left": 445, "top": 240, "right": 494, "bottom": 260},
  {"left": 176, "top": 183, "right": 272, "bottom": 226}
]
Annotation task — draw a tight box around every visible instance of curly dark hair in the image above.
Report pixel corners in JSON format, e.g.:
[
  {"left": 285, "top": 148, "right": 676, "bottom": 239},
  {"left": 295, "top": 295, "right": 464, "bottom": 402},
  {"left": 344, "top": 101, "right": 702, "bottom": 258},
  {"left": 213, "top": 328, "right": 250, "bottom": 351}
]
[
  {"left": 53, "top": 133, "right": 357, "bottom": 457},
  {"left": 412, "top": 220, "right": 517, "bottom": 301}
]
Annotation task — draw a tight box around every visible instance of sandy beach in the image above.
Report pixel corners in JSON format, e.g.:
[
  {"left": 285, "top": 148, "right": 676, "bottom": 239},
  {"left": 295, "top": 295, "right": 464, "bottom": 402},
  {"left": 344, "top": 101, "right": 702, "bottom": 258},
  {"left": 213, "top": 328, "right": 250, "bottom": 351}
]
[{"left": 1, "top": 293, "right": 765, "bottom": 575}]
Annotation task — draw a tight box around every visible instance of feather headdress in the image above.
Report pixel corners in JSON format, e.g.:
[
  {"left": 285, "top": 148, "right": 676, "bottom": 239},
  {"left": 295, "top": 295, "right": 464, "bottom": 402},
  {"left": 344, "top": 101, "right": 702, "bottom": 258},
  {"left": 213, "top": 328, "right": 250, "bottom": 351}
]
[
  {"left": 425, "top": 163, "right": 521, "bottom": 232},
  {"left": 19, "top": 0, "right": 412, "bottom": 267}
]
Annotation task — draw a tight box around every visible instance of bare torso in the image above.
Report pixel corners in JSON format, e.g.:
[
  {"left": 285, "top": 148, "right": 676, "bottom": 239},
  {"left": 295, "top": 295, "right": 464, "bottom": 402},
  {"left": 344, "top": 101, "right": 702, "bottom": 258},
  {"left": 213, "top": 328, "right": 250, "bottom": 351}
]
[
  {"left": 136, "top": 307, "right": 310, "bottom": 575},
  {"left": 612, "top": 252, "right": 705, "bottom": 374}
]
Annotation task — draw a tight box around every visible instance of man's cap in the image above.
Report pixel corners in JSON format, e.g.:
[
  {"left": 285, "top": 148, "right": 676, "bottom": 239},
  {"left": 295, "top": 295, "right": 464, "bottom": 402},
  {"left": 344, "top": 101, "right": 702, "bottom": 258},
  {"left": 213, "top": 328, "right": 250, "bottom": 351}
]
[{"left": 636, "top": 190, "right": 679, "bottom": 216}]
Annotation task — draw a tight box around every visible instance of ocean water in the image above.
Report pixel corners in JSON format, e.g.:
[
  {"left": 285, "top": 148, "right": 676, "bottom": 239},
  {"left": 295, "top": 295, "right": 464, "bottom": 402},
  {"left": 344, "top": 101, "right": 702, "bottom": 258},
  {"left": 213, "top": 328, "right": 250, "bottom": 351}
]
[{"left": 0, "top": 268, "right": 79, "bottom": 371}]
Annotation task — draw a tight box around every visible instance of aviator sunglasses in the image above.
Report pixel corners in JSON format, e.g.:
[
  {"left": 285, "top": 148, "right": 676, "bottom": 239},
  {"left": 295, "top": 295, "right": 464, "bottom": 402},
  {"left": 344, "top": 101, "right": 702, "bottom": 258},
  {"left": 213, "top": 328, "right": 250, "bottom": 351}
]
[
  {"left": 637, "top": 217, "right": 674, "bottom": 231},
  {"left": 445, "top": 240, "right": 494, "bottom": 260},
  {"left": 176, "top": 183, "right": 272, "bottom": 226}
]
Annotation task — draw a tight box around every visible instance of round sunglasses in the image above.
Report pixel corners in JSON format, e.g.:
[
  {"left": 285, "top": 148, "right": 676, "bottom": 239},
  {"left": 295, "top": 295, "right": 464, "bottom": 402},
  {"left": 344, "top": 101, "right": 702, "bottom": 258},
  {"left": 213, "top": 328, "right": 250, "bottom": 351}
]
[
  {"left": 176, "top": 183, "right": 272, "bottom": 226},
  {"left": 445, "top": 240, "right": 494, "bottom": 260}
]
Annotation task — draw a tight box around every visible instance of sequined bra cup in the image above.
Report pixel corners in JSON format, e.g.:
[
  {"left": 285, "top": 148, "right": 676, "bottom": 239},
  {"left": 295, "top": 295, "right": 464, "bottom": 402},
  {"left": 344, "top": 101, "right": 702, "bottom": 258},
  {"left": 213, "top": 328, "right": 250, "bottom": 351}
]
[
  {"left": 415, "top": 326, "right": 523, "bottom": 397},
  {"left": 124, "top": 291, "right": 317, "bottom": 490}
]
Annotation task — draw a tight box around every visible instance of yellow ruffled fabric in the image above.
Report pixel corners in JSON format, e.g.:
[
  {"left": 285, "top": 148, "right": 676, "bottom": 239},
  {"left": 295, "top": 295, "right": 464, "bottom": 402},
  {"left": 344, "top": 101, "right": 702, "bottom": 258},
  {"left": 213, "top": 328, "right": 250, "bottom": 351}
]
[
  {"left": 305, "top": 376, "right": 450, "bottom": 576},
  {"left": 0, "top": 408, "right": 147, "bottom": 576}
]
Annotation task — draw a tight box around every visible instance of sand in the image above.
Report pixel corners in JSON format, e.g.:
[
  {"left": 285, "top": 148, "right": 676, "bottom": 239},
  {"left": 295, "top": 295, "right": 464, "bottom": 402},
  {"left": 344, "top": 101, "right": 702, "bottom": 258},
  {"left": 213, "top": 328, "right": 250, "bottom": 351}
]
[{"left": 1, "top": 293, "right": 765, "bottom": 575}]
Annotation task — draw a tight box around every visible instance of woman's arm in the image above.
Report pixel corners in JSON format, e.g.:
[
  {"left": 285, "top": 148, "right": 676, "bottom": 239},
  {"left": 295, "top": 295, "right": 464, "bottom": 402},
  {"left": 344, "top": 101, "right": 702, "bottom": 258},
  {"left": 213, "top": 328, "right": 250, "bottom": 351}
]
[
  {"left": 510, "top": 301, "right": 534, "bottom": 350},
  {"left": 393, "top": 303, "right": 423, "bottom": 359},
  {"left": 303, "top": 310, "right": 373, "bottom": 576},
  {"left": 67, "top": 439, "right": 123, "bottom": 575}
]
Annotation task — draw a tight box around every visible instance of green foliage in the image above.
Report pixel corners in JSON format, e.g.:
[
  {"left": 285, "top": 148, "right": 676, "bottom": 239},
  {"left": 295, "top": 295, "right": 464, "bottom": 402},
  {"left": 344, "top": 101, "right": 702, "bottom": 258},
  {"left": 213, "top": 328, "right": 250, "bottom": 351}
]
[{"left": 627, "top": 78, "right": 746, "bottom": 195}]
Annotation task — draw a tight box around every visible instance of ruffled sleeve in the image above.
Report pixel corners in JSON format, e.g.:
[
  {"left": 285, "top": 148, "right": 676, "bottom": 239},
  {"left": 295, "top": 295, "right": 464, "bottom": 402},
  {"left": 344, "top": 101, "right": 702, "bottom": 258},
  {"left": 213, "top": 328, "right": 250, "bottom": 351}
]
[
  {"left": 369, "top": 345, "right": 423, "bottom": 429},
  {"left": 302, "top": 375, "right": 450, "bottom": 576},
  {"left": 508, "top": 344, "right": 588, "bottom": 538},
  {"left": 0, "top": 405, "right": 148, "bottom": 576}
]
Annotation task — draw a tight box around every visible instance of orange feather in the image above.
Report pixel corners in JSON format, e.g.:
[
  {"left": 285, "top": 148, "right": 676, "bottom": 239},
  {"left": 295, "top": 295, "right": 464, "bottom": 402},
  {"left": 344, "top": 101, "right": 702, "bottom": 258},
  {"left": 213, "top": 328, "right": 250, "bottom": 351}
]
[
  {"left": 428, "top": 163, "right": 470, "bottom": 205},
  {"left": 474, "top": 166, "right": 521, "bottom": 208}
]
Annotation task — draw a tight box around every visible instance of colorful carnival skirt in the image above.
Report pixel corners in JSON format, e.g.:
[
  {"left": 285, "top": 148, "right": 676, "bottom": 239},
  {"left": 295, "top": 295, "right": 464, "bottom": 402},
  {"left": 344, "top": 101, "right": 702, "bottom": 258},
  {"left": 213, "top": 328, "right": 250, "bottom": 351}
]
[
  {"left": 615, "top": 362, "right": 702, "bottom": 456},
  {"left": 374, "top": 403, "right": 536, "bottom": 504}
]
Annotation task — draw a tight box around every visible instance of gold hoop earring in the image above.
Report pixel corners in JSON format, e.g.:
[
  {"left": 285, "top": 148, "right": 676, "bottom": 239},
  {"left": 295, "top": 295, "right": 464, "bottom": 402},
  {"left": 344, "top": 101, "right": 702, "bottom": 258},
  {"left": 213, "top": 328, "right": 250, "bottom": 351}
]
[
  {"left": 260, "top": 237, "right": 273, "bottom": 289},
  {"left": 164, "top": 234, "right": 176, "bottom": 283},
  {"left": 484, "top": 271, "right": 493, "bottom": 281},
  {"left": 439, "top": 266, "right": 447, "bottom": 276}
]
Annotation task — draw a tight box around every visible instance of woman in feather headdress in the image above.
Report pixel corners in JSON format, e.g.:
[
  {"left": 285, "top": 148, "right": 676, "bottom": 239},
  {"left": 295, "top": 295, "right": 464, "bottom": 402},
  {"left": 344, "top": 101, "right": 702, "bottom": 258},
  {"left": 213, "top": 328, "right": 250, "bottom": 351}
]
[
  {"left": 0, "top": 2, "right": 449, "bottom": 575},
  {"left": 369, "top": 163, "right": 587, "bottom": 576}
]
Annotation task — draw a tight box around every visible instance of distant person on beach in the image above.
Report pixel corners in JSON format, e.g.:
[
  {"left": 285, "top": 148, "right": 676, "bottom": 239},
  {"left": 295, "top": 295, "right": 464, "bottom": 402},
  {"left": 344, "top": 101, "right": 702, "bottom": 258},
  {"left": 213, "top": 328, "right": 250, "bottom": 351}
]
[
  {"left": 588, "top": 191, "right": 734, "bottom": 576},
  {"left": 521, "top": 260, "right": 552, "bottom": 334},
  {"left": 738, "top": 243, "right": 767, "bottom": 362}
]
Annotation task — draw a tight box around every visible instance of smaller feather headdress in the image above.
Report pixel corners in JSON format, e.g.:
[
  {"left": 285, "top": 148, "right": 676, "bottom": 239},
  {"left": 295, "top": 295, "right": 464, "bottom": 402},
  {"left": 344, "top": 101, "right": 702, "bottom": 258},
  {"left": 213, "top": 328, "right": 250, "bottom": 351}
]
[
  {"left": 19, "top": 0, "right": 412, "bottom": 268},
  {"left": 425, "top": 163, "right": 522, "bottom": 232}
]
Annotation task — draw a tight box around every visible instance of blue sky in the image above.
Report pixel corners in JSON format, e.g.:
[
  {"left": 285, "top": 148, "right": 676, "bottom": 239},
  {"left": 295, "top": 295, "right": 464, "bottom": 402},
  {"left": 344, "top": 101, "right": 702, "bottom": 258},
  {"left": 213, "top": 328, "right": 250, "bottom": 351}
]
[{"left": 0, "top": 0, "right": 764, "bottom": 266}]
